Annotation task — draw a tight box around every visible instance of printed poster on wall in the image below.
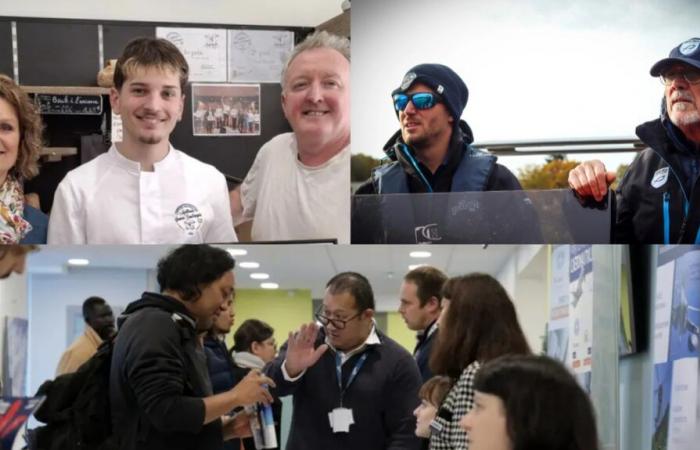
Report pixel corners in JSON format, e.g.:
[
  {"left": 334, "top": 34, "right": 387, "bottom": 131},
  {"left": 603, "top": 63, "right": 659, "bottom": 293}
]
[
  {"left": 228, "top": 29, "right": 294, "bottom": 82},
  {"left": 547, "top": 245, "right": 570, "bottom": 364},
  {"left": 157, "top": 27, "right": 228, "bottom": 82},
  {"left": 1, "top": 318, "right": 27, "bottom": 397},
  {"left": 652, "top": 246, "right": 700, "bottom": 450},
  {"left": 569, "top": 245, "right": 593, "bottom": 393}
]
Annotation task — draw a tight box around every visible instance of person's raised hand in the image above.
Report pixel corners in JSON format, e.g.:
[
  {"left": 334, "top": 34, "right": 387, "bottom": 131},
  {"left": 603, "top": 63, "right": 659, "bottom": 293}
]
[{"left": 283, "top": 322, "right": 329, "bottom": 377}]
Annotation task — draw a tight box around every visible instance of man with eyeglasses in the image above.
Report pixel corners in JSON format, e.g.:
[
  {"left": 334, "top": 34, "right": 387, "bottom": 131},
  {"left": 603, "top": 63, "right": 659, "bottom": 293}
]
[
  {"left": 267, "top": 272, "right": 423, "bottom": 450},
  {"left": 569, "top": 37, "right": 700, "bottom": 243},
  {"left": 355, "top": 63, "right": 521, "bottom": 194}
]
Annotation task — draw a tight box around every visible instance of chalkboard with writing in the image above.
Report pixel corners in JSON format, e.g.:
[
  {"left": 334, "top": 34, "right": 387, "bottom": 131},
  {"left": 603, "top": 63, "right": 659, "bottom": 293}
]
[{"left": 35, "top": 94, "right": 103, "bottom": 115}]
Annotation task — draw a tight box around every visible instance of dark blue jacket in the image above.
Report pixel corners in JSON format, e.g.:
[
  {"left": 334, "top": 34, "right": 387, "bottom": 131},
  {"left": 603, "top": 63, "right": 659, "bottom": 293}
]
[
  {"left": 21, "top": 204, "right": 48, "bottom": 244},
  {"left": 414, "top": 322, "right": 438, "bottom": 382},
  {"left": 356, "top": 120, "right": 521, "bottom": 195},
  {"left": 203, "top": 335, "right": 236, "bottom": 395},
  {"left": 615, "top": 115, "right": 700, "bottom": 243}
]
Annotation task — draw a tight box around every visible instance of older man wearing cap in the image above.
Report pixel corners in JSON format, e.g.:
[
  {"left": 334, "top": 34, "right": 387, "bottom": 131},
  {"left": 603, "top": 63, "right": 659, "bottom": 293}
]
[
  {"left": 356, "top": 64, "right": 520, "bottom": 194},
  {"left": 569, "top": 37, "right": 700, "bottom": 244}
]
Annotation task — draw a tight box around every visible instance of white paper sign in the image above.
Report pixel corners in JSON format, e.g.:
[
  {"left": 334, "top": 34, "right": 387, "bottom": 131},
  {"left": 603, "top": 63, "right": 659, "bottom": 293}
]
[
  {"left": 668, "top": 358, "right": 699, "bottom": 450},
  {"left": 157, "top": 27, "right": 228, "bottom": 82},
  {"left": 655, "top": 261, "right": 676, "bottom": 364},
  {"left": 228, "top": 29, "right": 294, "bottom": 82}
]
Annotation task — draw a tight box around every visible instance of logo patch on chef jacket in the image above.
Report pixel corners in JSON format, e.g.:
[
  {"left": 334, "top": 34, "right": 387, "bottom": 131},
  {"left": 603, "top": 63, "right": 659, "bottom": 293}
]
[
  {"left": 174, "top": 203, "right": 203, "bottom": 235},
  {"left": 651, "top": 167, "right": 669, "bottom": 189}
]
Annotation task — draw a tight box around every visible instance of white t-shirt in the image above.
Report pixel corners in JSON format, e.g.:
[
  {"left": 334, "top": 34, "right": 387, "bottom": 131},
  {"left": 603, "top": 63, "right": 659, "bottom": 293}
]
[
  {"left": 48, "top": 144, "right": 238, "bottom": 244},
  {"left": 240, "top": 132, "right": 350, "bottom": 243}
]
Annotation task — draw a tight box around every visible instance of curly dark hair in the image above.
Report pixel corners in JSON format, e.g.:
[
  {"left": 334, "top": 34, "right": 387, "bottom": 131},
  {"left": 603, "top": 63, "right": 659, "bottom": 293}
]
[
  {"left": 157, "top": 245, "right": 235, "bottom": 302},
  {"left": 0, "top": 74, "right": 42, "bottom": 180}
]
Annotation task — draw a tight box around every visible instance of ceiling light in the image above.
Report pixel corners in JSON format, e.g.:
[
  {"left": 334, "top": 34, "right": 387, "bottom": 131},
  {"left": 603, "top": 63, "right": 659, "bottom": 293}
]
[
  {"left": 261, "top": 282, "right": 279, "bottom": 289},
  {"left": 227, "top": 248, "right": 248, "bottom": 256},
  {"left": 239, "top": 261, "right": 260, "bottom": 269},
  {"left": 250, "top": 273, "right": 270, "bottom": 280},
  {"left": 67, "top": 258, "right": 90, "bottom": 266},
  {"left": 409, "top": 251, "right": 431, "bottom": 258},
  {"left": 408, "top": 264, "right": 427, "bottom": 271}
]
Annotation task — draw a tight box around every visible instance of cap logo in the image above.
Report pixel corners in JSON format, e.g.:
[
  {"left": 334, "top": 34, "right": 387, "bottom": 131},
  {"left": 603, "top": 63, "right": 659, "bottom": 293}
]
[
  {"left": 679, "top": 38, "right": 700, "bottom": 56},
  {"left": 400, "top": 72, "right": 417, "bottom": 90},
  {"left": 436, "top": 85, "right": 444, "bottom": 94},
  {"left": 651, "top": 167, "right": 669, "bottom": 188}
]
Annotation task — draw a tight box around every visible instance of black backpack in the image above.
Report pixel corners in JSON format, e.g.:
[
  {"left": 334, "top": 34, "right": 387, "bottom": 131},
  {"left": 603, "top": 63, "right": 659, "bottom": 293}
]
[{"left": 29, "top": 339, "right": 117, "bottom": 450}]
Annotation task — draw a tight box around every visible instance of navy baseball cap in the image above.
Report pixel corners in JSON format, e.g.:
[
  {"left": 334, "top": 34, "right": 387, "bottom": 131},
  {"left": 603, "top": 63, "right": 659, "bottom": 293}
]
[
  {"left": 650, "top": 37, "right": 700, "bottom": 76},
  {"left": 392, "top": 63, "right": 468, "bottom": 121}
]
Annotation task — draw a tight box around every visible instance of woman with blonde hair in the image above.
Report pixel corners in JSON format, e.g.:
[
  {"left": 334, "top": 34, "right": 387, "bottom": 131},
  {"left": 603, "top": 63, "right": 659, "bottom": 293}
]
[{"left": 0, "top": 74, "right": 45, "bottom": 243}]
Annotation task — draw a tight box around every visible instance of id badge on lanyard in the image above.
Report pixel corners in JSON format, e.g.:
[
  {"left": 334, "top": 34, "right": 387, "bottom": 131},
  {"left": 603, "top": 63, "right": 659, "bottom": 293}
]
[{"left": 328, "top": 352, "right": 368, "bottom": 433}]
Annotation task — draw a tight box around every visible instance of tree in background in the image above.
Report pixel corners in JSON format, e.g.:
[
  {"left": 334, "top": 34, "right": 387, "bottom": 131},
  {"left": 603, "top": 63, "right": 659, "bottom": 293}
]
[
  {"left": 518, "top": 155, "right": 631, "bottom": 192},
  {"left": 518, "top": 155, "right": 580, "bottom": 189},
  {"left": 351, "top": 153, "right": 383, "bottom": 182}
]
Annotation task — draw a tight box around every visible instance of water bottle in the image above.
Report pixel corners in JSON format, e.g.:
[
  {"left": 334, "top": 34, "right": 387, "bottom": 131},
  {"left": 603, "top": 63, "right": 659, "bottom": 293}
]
[
  {"left": 260, "top": 401, "right": 278, "bottom": 448},
  {"left": 245, "top": 404, "right": 265, "bottom": 449}
]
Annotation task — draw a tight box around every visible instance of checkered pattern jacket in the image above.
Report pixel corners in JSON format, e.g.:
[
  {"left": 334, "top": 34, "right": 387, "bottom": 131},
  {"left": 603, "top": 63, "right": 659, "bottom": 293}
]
[{"left": 429, "top": 361, "right": 481, "bottom": 450}]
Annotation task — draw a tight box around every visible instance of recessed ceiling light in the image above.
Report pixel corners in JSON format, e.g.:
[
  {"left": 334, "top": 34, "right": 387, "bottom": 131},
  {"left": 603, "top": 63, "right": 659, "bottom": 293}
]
[
  {"left": 250, "top": 273, "right": 270, "bottom": 280},
  {"left": 227, "top": 248, "right": 248, "bottom": 256},
  {"left": 261, "top": 282, "right": 279, "bottom": 289},
  {"left": 409, "top": 251, "right": 431, "bottom": 258},
  {"left": 67, "top": 258, "right": 90, "bottom": 266},
  {"left": 239, "top": 261, "right": 260, "bottom": 269},
  {"left": 408, "top": 264, "right": 427, "bottom": 271}
]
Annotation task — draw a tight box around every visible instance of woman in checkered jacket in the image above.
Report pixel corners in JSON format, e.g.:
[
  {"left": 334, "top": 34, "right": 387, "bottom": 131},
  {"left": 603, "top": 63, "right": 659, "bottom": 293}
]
[{"left": 428, "top": 274, "right": 531, "bottom": 450}]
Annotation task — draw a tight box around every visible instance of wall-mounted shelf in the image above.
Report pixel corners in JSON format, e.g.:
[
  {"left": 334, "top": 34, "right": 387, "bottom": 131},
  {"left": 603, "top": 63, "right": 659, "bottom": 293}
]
[
  {"left": 21, "top": 86, "right": 110, "bottom": 96},
  {"left": 40, "top": 146, "right": 78, "bottom": 162}
]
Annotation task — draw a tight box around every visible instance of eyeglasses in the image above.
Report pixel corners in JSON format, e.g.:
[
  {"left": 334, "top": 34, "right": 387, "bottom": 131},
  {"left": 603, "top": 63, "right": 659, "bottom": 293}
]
[
  {"left": 315, "top": 308, "right": 363, "bottom": 330},
  {"left": 393, "top": 92, "right": 442, "bottom": 112},
  {"left": 660, "top": 69, "right": 700, "bottom": 86}
]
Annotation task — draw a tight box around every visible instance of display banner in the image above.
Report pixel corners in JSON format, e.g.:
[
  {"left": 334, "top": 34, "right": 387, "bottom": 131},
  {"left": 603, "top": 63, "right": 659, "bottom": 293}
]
[
  {"left": 652, "top": 246, "right": 700, "bottom": 450},
  {"left": 547, "top": 245, "right": 593, "bottom": 393}
]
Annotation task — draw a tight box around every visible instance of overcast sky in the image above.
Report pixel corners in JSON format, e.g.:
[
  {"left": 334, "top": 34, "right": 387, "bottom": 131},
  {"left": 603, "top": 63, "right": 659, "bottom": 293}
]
[{"left": 352, "top": 0, "right": 700, "bottom": 175}]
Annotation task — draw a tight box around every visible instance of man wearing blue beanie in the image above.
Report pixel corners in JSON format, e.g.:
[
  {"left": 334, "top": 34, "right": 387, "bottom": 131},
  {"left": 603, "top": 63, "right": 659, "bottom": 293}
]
[
  {"left": 356, "top": 63, "right": 521, "bottom": 194},
  {"left": 569, "top": 38, "right": 700, "bottom": 243}
]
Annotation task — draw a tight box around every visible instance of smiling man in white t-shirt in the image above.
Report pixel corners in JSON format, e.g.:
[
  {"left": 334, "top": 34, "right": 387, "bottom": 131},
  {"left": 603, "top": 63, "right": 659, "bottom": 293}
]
[{"left": 230, "top": 31, "right": 350, "bottom": 243}]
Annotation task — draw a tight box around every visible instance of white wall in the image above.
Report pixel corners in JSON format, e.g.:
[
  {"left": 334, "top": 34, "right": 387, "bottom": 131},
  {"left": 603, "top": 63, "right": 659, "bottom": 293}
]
[
  {"left": 496, "top": 245, "right": 549, "bottom": 353},
  {"left": 0, "top": 1, "right": 343, "bottom": 27},
  {"left": 0, "top": 271, "right": 28, "bottom": 394},
  {"left": 28, "top": 268, "right": 150, "bottom": 393}
]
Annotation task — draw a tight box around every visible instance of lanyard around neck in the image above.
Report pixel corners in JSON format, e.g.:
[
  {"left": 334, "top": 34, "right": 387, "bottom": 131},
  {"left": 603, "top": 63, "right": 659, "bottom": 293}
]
[{"left": 335, "top": 352, "right": 368, "bottom": 406}]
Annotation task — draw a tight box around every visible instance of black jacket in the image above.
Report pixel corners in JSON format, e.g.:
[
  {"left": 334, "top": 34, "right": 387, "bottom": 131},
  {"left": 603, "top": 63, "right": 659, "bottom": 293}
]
[
  {"left": 355, "top": 121, "right": 521, "bottom": 195},
  {"left": 110, "top": 292, "right": 222, "bottom": 450},
  {"left": 266, "top": 328, "right": 422, "bottom": 450},
  {"left": 615, "top": 117, "right": 700, "bottom": 243}
]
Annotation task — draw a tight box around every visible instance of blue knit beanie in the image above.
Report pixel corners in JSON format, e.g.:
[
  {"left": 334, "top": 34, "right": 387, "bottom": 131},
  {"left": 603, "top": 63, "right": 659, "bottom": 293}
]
[{"left": 392, "top": 63, "right": 468, "bottom": 122}]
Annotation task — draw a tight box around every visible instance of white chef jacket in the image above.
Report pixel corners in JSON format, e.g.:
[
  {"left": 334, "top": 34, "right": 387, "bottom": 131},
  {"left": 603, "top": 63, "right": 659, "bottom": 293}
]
[{"left": 48, "top": 144, "right": 237, "bottom": 244}]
